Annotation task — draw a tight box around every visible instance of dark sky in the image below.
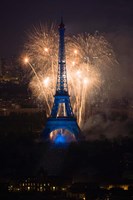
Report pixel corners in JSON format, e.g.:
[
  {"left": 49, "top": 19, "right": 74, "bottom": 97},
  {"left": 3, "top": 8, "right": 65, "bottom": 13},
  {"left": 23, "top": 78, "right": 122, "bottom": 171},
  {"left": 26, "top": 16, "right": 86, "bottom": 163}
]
[{"left": 0, "top": 0, "right": 133, "bottom": 56}]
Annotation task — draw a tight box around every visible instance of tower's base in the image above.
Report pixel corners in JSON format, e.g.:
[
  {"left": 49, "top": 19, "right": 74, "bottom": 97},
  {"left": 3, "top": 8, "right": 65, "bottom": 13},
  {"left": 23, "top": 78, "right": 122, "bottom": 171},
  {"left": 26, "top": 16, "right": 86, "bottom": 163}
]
[{"left": 43, "top": 117, "right": 80, "bottom": 141}]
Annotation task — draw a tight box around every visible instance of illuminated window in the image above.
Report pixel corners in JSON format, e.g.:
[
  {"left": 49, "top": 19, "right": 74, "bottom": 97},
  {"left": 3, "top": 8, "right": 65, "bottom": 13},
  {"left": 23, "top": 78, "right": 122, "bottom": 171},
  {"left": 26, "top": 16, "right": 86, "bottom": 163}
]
[
  {"left": 28, "top": 186, "right": 30, "bottom": 191},
  {"left": 122, "top": 185, "right": 128, "bottom": 190},
  {"left": 53, "top": 186, "right": 56, "bottom": 191},
  {"left": 62, "top": 187, "right": 66, "bottom": 191}
]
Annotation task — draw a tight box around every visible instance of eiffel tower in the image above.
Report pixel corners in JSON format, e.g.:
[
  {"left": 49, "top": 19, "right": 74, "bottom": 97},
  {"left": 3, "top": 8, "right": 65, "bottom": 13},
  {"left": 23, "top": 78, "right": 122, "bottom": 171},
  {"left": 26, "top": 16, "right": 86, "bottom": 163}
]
[{"left": 43, "top": 19, "right": 80, "bottom": 143}]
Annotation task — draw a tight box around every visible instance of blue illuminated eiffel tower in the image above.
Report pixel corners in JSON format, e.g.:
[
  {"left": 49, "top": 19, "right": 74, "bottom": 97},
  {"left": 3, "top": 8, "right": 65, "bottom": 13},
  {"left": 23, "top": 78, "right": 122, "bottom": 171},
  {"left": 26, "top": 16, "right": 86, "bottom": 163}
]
[{"left": 43, "top": 20, "right": 80, "bottom": 142}]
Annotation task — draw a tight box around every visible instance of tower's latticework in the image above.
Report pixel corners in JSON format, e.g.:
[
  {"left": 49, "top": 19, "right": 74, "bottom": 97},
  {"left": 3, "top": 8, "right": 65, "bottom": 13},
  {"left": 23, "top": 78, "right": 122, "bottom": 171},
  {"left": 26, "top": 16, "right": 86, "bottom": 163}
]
[{"left": 43, "top": 20, "right": 80, "bottom": 141}]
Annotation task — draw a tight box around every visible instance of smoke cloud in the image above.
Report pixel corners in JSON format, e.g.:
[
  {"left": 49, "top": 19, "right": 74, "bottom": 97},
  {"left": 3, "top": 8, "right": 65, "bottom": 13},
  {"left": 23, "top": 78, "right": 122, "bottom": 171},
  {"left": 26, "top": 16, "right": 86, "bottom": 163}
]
[{"left": 82, "top": 113, "right": 133, "bottom": 140}]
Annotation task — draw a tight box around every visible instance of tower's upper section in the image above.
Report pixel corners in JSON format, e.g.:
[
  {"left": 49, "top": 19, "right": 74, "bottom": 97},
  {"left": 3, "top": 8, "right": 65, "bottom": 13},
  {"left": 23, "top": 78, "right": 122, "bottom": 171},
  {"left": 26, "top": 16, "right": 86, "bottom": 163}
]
[{"left": 56, "top": 19, "right": 68, "bottom": 95}]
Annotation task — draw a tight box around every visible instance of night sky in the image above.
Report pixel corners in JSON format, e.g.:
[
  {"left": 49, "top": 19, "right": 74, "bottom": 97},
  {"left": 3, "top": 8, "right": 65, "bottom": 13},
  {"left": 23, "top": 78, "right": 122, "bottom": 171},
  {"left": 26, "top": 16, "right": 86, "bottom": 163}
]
[{"left": 0, "top": 0, "right": 133, "bottom": 56}]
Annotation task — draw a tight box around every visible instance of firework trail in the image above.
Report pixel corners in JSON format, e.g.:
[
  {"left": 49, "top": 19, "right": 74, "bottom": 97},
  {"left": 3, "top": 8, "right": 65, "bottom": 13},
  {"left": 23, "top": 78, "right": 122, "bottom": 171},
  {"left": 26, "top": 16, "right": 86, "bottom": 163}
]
[{"left": 23, "top": 24, "right": 118, "bottom": 128}]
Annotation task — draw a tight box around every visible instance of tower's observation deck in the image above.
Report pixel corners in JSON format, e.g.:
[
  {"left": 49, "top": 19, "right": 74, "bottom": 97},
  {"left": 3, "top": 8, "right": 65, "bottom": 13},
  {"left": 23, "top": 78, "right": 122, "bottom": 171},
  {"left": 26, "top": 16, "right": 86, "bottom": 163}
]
[{"left": 43, "top": 20, "right": 80, "bottom": 142}]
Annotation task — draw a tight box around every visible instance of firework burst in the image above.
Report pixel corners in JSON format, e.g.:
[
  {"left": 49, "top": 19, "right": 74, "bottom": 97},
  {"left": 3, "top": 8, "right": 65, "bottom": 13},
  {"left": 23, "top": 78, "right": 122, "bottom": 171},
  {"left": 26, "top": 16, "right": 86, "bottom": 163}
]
[{"left": 23, "top": 23, "right": 118, "bottom": 128}]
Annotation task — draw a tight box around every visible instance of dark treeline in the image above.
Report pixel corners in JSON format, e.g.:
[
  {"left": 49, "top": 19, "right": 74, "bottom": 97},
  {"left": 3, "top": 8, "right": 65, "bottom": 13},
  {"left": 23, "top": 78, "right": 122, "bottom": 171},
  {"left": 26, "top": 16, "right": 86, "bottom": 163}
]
[
  {"left": 0, "top": 112, "right": 133, "bottom": 183},
  {"left": 0, "top": 128, "right": 133, "bottom": 183},
  {"left": 0, "top": 112, "right": 46, "bottom": 135}
]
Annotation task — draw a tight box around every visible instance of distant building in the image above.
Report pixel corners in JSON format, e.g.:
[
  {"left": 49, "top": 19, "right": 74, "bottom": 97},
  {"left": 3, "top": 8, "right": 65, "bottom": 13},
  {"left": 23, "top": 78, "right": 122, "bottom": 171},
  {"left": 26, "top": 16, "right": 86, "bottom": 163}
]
[{"left": 8, "top": 177, "right": 68, "bottom": 193}]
